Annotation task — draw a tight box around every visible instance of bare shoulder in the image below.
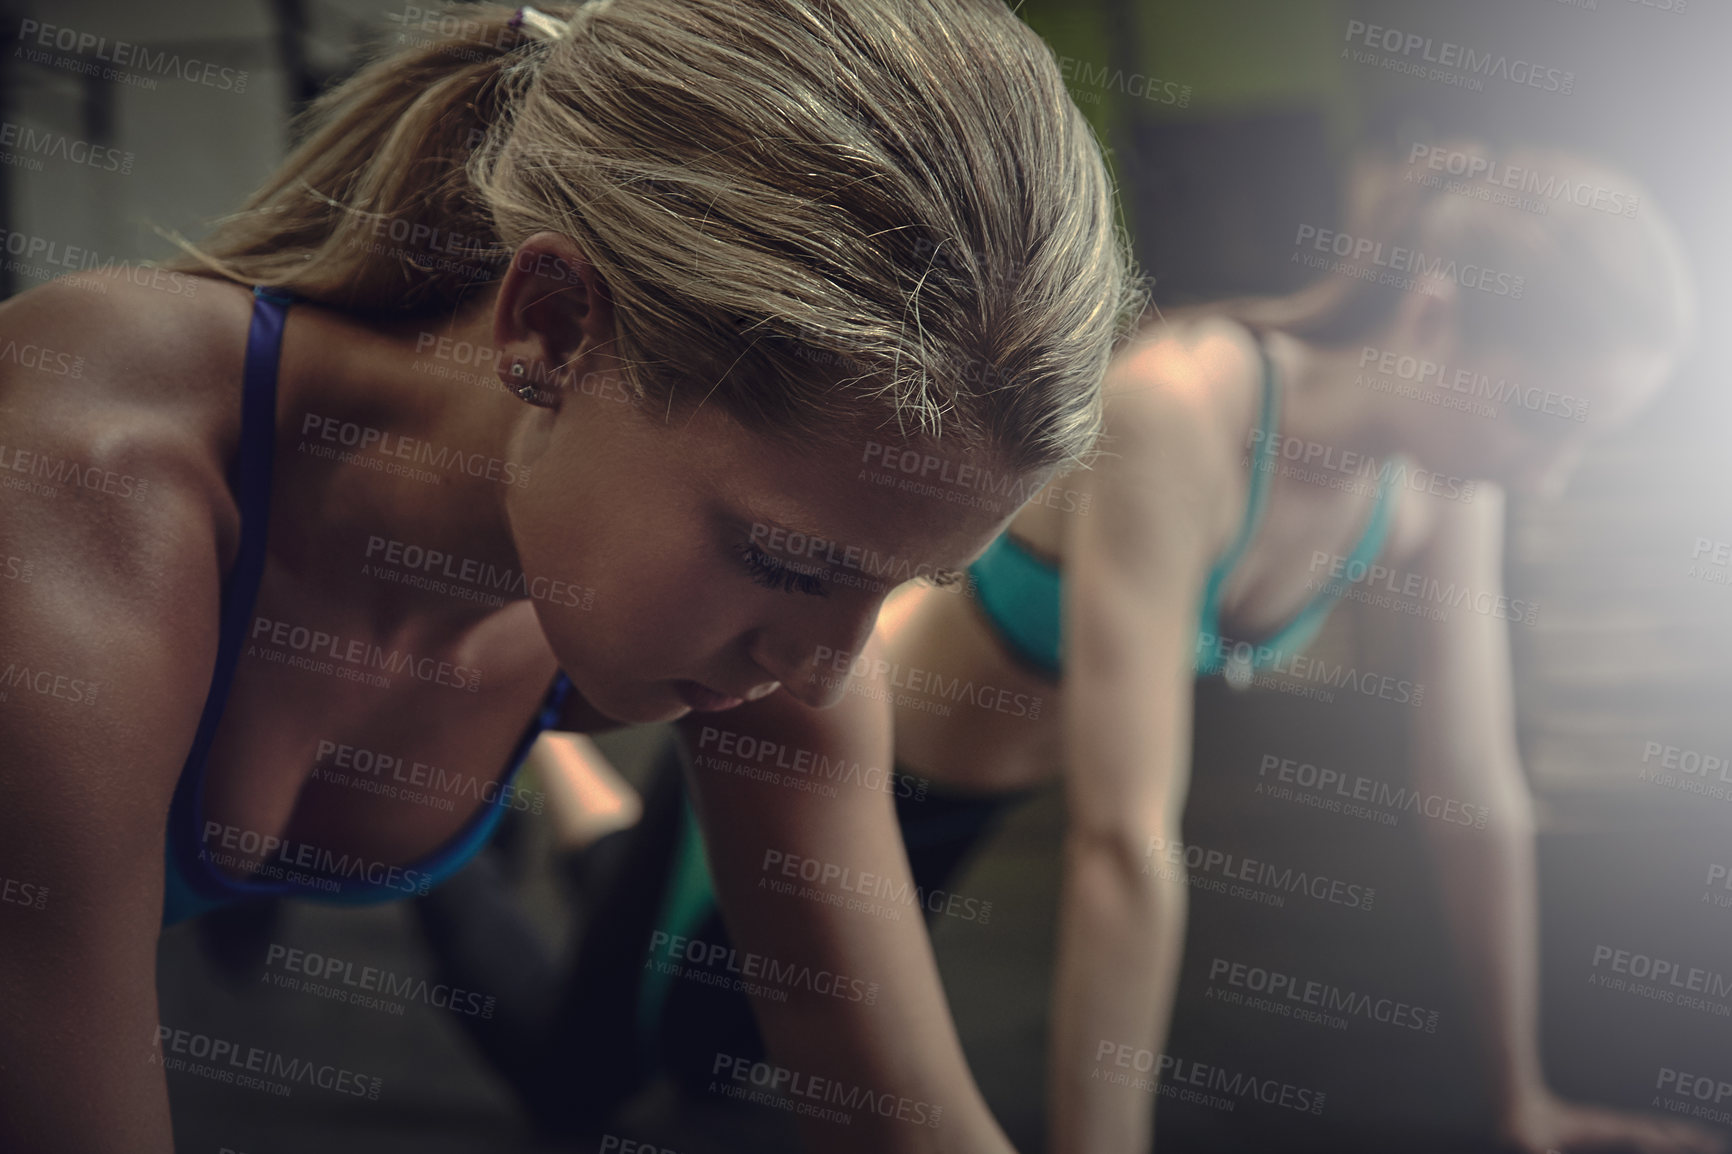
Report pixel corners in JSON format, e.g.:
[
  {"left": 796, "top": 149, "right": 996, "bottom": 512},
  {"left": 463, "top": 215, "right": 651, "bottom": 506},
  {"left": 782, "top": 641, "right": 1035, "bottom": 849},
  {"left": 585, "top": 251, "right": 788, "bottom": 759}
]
[
  {"left": 1086, "top": 314, "right": 1259, "bottom": 557},
  {"left": 0, "top": 269, "right": 252, "bottom": 417},
  {"left": 0, "top": 273, "right": 255, "bottom": 559},
  {"left": 1100, "top": 315, "right": 1258, "bottom": 462},
  {"left": 0, "top": 273, "right": 259, "bottom": 710}
]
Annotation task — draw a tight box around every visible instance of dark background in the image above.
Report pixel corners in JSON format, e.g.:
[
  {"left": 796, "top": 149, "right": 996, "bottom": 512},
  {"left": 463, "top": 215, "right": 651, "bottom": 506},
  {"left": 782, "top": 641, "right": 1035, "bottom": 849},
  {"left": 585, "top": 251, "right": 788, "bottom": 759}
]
[{"left": 6, "top": 1, "right": 1731, "bottom": 1151}]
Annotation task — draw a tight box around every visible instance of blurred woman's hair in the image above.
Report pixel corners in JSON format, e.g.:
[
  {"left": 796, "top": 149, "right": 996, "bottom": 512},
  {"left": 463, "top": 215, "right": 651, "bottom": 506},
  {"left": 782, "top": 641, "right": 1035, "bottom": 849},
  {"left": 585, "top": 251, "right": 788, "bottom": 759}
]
[
  {"left": 1205, "top": 142, "right": 1694, "bottom": 361},
  {"left": 167, "top": 0, "right": 1144, "bottom": 469}
]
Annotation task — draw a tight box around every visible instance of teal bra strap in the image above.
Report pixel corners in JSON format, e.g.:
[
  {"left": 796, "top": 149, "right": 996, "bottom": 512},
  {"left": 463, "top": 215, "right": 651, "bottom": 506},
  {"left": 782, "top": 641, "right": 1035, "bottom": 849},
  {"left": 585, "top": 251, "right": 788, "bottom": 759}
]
[
  {"left": 1242, "top": 454, "right": 1404, "bottom": 665},
  {"left": 1195, "top": 340, "right": 1282, "bottom": 675},
  {"left": 635, "top": 797, "right": 718, "bottom": 1064}
]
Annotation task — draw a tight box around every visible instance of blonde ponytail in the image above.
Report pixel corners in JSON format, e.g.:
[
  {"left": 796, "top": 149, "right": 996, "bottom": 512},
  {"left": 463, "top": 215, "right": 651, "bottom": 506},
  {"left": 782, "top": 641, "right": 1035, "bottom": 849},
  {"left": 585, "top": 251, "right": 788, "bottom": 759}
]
[{"left": 169, "top": 0, "right": 1143, "bottom": 471}]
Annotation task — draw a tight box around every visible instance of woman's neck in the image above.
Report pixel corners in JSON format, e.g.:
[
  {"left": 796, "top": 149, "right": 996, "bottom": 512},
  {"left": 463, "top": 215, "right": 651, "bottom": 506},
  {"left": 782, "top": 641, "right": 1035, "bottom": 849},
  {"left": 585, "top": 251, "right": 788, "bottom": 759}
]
[
  {"left": 1261, "top": 329, "right": 1409, "bottom": 467},
  {"left": 273, "top": 293, "right": 537, "bottom": 611}
]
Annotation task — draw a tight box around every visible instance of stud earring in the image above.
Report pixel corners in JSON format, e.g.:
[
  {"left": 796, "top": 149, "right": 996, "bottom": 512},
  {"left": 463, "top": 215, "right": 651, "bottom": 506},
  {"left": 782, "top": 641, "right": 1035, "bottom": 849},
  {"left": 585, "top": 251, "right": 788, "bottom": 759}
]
[{"left": 507, "top": 359, "right": 541, "bottom": 403}]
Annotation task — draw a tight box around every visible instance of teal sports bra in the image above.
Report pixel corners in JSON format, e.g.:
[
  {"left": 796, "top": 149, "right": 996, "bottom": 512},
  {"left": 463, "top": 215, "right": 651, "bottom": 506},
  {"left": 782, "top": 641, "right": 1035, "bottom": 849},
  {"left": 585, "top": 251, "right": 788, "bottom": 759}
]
[{"left": 966, "top": 335, "right": 1402, "bottom": 688}]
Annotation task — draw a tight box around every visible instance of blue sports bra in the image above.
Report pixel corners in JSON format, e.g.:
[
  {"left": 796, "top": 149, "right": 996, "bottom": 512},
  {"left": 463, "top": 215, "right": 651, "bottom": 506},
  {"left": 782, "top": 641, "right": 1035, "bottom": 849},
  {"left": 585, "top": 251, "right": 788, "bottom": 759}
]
[
  {"left": 161, "top": 286, "right": 572, "bottom": 927},
  {"left": 966, "top": 333, "right": 1401, "bottom": 686}
]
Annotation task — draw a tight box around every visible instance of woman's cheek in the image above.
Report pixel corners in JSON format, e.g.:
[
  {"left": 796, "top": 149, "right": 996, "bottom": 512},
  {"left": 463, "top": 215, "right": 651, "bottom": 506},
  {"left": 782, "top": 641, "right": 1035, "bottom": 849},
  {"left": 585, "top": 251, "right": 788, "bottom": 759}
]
[{"left": 612, "top": 563, "right": 737, "bottom": 645}]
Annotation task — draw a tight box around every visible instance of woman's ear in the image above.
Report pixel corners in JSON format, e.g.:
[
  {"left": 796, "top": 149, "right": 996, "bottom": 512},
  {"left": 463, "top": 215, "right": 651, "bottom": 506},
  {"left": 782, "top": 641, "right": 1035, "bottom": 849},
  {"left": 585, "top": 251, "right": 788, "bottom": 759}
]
[{"left": 494, "top": 231, "right": 616, "bottom": 388}]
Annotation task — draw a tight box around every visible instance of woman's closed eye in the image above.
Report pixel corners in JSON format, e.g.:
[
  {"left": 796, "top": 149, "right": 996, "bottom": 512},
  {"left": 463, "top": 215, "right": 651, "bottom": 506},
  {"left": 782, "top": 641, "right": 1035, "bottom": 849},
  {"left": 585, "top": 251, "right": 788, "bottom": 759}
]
[{"left": 737, "top": 542, "right": 829, "bottom": 598}]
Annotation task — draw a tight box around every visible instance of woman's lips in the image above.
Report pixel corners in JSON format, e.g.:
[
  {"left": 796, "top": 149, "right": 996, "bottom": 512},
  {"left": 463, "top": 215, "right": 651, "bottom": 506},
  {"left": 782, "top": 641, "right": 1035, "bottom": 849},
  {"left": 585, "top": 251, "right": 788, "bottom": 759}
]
[{"left": 675, "top": 680, "right": 747, "bottom": 712}]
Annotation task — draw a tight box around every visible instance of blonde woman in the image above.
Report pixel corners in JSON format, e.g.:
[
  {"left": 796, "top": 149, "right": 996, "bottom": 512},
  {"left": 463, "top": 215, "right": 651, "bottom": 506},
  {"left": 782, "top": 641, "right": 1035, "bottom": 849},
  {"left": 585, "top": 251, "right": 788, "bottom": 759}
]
[
  {"left": 883, "top": 147, "right": 1713, "bottom": 1154},
  {"left": 0, "top": 2, "right": 1139, "bottom": 1151},
  {"left": 612, "top": 148, "right": 1718, "bottom": 1154}
]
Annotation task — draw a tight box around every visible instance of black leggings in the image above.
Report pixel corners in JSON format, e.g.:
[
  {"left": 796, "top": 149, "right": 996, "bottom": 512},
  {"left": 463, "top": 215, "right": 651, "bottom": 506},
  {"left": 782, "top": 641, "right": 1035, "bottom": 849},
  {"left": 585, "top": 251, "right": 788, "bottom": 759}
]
[{"left": 413, "top": 737, "right": 1027, "bottom": 1134}]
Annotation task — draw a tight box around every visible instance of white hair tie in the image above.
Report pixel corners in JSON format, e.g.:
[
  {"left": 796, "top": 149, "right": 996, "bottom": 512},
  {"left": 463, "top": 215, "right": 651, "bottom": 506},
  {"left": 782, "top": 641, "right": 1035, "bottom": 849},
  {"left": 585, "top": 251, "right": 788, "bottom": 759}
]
[{"left": 510, "top": 1, "right": 612, "bottom": 43}]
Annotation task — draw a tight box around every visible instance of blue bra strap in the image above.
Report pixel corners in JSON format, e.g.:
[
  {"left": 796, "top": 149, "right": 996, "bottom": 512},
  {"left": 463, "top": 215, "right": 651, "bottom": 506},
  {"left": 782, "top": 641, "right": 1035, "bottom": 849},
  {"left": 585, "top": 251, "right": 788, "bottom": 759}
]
[
  {"left": 401, "top": 671, "right": 576, "bottom": 895},
  {"left": 165, "top": 286, "right": 289, "bottom": 902}
]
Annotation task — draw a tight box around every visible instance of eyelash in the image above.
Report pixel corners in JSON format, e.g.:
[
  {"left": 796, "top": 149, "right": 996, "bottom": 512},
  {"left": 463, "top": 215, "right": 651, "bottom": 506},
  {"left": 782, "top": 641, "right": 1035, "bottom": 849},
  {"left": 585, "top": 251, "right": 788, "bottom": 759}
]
[{"left": 737, "top": 543, "right": 829, "bottom": 598}]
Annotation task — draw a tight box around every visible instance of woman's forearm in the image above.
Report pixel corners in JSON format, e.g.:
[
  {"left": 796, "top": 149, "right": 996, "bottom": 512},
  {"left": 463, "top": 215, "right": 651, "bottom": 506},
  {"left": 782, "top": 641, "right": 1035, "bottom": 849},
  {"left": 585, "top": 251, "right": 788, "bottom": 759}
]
[
  {"left": 1050, "top": 829, "right": 1189, "bottom": 1154},
  {"left": 677, "top": 692, "right": 1017, "bottom": 1154},
  {"left": 1411, "top": 760, "right": 1549, "bottom": 1115}
]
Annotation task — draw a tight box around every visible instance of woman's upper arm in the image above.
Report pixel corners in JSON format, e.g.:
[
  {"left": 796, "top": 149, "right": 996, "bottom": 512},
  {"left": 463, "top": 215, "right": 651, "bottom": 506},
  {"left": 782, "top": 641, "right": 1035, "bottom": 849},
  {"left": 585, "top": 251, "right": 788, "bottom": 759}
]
[
  {"left": 1372, "top": 487, "right": 1527, "bottom": 786},
  {"left": 0, "top": 286, "right": 228, "bottom": 1152},
  {"left": 1061, "top": 384, "right": 1223, "bottom": 849}
]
